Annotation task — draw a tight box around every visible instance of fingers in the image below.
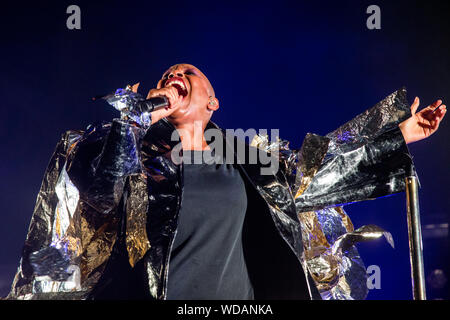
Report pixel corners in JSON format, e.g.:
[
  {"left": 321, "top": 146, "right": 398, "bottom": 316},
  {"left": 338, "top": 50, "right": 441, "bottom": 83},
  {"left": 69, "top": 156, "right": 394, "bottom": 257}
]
[
  {"left": 434, "top": 104, "right": 447, "bottom": 124},
  {"left": 429, "top": 99, "right": 443, "bottom": 112},
  {"left": 147, "top": 87, "right": 175, "bottom": 99},
  {"left": 131, "top": 83, "right": 140, "bottom": 93},
  {"left": 412, "top": 98, "right": 446, "bottom": 137},
  {"left": 146, "top": 87, "right": 180, "bottom": 107},
  {"left": 411, "top": 97, "right": 420, "bottom": 114},
  {"left": 415, "top": 98, "right": 442, "bottom": 115},
  {"left": 417, "top": 99, "right": 445, "bottom": 118},
  {"left": 146, "top": 89, "right": 157, "bottom": 99},
  {"left": 428, "top": 104, "right": 446, "bottom": 131},
  {"left": 144, "top": 86, "right": 183, "bottom": 124},
  {"left": 166, "top": 87, "right": 180, "bottom": 106}
]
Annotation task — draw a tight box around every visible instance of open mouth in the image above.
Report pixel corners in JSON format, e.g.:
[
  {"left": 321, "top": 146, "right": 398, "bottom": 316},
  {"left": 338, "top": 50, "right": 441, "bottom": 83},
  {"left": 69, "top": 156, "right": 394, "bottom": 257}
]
[{"left": 165, "top": 77, "right": 188, "bottom": 97}]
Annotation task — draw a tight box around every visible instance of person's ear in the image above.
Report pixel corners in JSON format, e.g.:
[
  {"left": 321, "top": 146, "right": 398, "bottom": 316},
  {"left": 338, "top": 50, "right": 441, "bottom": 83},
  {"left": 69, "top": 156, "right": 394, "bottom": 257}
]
[{"left": 207, "top": 96, "right": 219, "bottom": 111}]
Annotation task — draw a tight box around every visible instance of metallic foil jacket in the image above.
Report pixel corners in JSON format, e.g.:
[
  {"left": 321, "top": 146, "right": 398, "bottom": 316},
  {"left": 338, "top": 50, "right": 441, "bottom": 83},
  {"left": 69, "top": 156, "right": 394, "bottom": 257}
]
[{"left": 6, "top": 88, "right": 413, "bottom": 300}]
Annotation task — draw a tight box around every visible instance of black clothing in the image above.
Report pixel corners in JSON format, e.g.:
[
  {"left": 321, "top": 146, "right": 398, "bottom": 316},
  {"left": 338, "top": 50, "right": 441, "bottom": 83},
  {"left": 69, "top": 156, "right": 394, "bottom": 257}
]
[{"left": 167, "top": 150, "right": 254, "bottom": 299}]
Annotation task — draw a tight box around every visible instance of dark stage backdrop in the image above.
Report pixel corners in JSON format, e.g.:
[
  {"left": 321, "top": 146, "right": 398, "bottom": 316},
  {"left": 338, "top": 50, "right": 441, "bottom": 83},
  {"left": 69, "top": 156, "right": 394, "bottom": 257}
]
[{"left": 0, "top": 0, "right": 449, "bottom": 300}]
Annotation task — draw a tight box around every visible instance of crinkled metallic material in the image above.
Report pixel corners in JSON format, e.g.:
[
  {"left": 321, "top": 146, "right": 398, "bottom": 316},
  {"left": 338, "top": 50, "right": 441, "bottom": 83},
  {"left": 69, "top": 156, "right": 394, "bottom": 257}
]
[
  {"left": 294, "top": 133, "right": 330, "bottom": 198},
  {"left": 6, "top": 120, "right": 146, "bottom": 299},
  {"left": 251, "top": 88, "right": 412, "bottom": 300},
  {"left": 295, "top": 89, "right": 412, "bottom": 213},
  {"left": 325, "top": 88, "right": 410, "bottom": 157},
  {"left": 125, "top": 174, "right": 151, "bottom": 268},
  {"left": 104, "top": 86, "right": 152, "bottom": 129},
  {"left": 7, "top": 88, "right": 415, "bottom": 300},
  {"left": 298, "top": 208, "right": 395, "bottom": 300},
  {"left": 28, "top": 163, "right": 83, "bottom": 294},
  {"left": 324, "top": 224, "right": 394, "bottom": 300},
  {"left": 297, "top": 89, "right": 411, "bottom": 299},
  {"left": 332, "top": 224, "right": 395, "bottom": 255}
]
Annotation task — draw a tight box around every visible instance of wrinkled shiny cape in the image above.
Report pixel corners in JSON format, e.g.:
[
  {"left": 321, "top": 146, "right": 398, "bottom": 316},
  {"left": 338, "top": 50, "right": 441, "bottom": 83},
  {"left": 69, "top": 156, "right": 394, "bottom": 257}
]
[{"left": 7, "top": 88, "right": 413, "bottom": 300}]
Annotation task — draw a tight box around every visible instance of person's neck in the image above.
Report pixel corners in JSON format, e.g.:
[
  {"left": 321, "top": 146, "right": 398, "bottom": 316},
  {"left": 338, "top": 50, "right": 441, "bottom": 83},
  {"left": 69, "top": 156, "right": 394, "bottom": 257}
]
[{"left": 175, "top": 121, "right": 210, "bottom": 151}]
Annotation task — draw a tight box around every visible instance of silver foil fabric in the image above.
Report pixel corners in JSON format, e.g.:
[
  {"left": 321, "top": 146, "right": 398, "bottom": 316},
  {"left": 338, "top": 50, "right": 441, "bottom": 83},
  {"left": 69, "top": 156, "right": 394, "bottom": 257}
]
[
  {"left": 104, "top": 86, "right": 152, "bottom": 129},
  {"left": 250, "top": 88, "right": 411, "bottom": 299}
]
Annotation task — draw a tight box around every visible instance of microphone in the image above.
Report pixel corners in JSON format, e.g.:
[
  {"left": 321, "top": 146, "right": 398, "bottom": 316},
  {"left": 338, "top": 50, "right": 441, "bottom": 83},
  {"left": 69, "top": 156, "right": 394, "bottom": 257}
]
[
  {"left": 93, "top": 88, "right": 170, "bottom": 113},
  {"left": 135, "top": 96, "right": 169, "bottom": 113}
]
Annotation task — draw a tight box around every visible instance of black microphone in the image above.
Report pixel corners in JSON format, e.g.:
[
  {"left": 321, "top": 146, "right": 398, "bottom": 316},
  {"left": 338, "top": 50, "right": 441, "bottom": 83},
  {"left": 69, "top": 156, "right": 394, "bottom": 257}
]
[
  {"left": 135, "top": 96, "right": 169, "bottom": 113},
  {"left": 93, "top": 89, "right": 170, "bottom": 115}
]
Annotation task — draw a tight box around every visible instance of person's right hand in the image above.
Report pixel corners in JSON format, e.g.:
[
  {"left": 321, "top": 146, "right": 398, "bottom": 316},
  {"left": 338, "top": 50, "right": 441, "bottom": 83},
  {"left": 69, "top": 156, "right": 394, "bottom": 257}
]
[
  {"left": 131, "top": 83, "right": 183, "bottom": 125},
  {"left": 147, "top": 86, "right": 184, "bottom": 124}
]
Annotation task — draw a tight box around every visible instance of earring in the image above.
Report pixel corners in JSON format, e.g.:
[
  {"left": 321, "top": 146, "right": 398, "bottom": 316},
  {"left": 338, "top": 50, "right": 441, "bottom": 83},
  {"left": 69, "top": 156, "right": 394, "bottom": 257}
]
[{"left": 208, "top": 97, "right": 217, "bottom": 106}]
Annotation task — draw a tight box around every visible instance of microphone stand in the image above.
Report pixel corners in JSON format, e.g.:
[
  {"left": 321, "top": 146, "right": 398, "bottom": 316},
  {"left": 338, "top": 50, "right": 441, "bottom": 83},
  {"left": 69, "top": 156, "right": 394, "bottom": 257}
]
[{"left": 405, "top": 163, "right": 427, "bottom": 300}]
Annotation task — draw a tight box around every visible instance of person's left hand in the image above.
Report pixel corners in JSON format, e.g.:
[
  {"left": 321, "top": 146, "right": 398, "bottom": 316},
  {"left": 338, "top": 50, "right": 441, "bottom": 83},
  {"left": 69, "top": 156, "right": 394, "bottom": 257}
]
[{"left": 399, "top": 97, "right": 447, "bottom": 144}]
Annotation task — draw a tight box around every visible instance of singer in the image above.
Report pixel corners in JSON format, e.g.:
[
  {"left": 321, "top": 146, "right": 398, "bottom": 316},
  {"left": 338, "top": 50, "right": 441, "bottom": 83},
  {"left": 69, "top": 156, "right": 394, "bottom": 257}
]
[{"left": 6, "top": 64, "right": 446, "bottom": 300}]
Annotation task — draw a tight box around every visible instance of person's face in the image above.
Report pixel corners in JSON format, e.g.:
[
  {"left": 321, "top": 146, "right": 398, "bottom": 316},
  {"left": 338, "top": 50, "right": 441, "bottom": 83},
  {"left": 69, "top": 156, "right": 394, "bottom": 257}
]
[{"left": 153, "top": 64, "right": 216, "bottom": 125}]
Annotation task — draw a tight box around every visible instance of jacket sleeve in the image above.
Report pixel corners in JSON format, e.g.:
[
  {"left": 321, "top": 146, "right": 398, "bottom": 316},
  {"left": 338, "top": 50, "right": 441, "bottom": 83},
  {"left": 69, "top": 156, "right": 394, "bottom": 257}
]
[
  {"left": 294, "top": 88, "right": 415, "bottom": 212},
  {"left": 6, "top": 118, "right": 149, "bottom": 300},
  {"left": 67, "top": 119, "right": 147, "bottom": 214},
  {"left": 67, "top": 87, "right": 152, "bottom": 214}
]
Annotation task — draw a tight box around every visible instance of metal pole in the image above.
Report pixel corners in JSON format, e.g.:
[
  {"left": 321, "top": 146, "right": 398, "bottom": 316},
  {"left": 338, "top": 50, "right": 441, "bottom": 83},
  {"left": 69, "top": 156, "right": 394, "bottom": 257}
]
[{"left": 405, "top": 171, "right": 427, "bottom": 300}]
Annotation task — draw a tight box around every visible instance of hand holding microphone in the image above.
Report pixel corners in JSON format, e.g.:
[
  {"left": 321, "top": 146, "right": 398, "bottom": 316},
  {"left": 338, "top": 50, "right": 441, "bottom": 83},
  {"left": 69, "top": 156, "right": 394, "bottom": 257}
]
[{"left": 144, "top": 85, "right": 184, "bottom": 124}]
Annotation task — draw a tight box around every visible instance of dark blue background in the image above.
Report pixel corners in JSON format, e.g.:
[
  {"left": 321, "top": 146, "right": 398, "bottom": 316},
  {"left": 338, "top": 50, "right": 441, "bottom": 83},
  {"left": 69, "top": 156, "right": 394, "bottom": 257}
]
[{"left": 0, "top": 0, "right": 449, "bottom": 299}]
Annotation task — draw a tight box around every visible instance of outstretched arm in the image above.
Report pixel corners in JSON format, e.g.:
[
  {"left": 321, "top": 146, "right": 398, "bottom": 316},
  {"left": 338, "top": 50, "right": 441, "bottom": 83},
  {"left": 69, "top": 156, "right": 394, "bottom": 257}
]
[
  {"left": 294, "top": 89, "right": 442, "bottom": 212},
  {"left": 399, "top": 97, "right": 447, "bottom": 144}
]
